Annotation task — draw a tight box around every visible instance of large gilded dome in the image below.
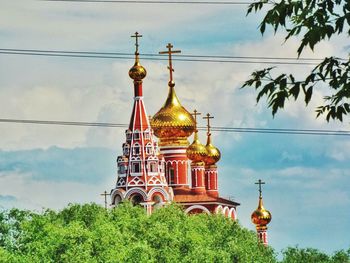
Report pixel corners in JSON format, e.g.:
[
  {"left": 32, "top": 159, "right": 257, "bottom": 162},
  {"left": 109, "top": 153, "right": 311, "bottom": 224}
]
[
  {"left": 251, "top": 197, "right": 272, "bottom": 227},
  {"left": 151, "top": 83, "right": 195, "bottom": 146}
]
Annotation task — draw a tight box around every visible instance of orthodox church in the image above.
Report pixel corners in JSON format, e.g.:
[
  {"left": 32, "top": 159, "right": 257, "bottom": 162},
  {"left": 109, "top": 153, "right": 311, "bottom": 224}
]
[{"left": 109, "top": 33, "right": 271, "bottom": 244}]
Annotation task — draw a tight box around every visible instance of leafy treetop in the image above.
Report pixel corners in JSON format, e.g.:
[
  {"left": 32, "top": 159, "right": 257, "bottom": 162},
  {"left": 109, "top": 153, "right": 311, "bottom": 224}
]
[{"left": 243, "top": 0, "right": 350, "bottom": 122}]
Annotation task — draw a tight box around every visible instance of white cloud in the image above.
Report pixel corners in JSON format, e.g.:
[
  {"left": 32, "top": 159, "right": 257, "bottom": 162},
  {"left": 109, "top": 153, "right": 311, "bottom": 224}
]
[{"left": 0, "top": 170, "right": 115, "bottom": 211}]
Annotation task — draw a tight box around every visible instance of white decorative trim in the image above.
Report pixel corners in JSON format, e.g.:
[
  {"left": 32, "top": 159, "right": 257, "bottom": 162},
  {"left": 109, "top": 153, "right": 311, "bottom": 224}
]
[
  {"left": 148, "top": 187, "right": 171, "bottom": 201},
  {"left": 223, "top": 206, "right": 229, "bottom": 216},
  {"left": 229, "top": 207, "right": 237, "bottom": 220},
  {"left": 116, "top": 177, "right": 126, "bottom": 186},
  {"left": 165, "top": 160, "right": 187, "bottom": 165},
  {"left": 185, "top": 205, "right": 210, "bottom": 214},
  {"left": 160, "top": 149, "right": 187, "bottom": 154},
  {"left": 215, "top": 205, "right": 223, "bottom": 214},
  {"left": 129, "top": 176, "right": 145, "bottom": 185},
  {"left": 110, "top": 188, "right": 126, "bottom": 203}
]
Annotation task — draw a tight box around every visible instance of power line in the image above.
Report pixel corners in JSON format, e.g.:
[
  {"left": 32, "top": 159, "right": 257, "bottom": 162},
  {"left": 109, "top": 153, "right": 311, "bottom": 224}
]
[
  {"left": 0, "top": 48, "right": 328, "bottom": 61},
  {"left": 0, "top": 50, "right": 321, "bottom": 66},
  {"left": 44, "top": 0, "right": 258, "bottom": 5},
  {"left": 1, "top": 118, "right": 350, "bottom": 137}
]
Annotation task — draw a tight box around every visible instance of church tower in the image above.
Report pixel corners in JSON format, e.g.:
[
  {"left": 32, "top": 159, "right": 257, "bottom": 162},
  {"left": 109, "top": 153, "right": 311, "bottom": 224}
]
[
  {"left": 251, "top": 179, "right": 272, "bottom": 245},
  {"left": 110, "top": 33, "right": 173, "bottom": 215}
]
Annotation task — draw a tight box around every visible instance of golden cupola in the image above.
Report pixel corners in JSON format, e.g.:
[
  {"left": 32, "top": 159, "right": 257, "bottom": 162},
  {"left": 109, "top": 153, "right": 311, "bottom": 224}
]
[
  {"left": 186, "top": 110, "right": 207, "bottom": 163},
  {"left": 202, "top": 113, "right": 221, "bottom": 166},
  {"left": 151, "top": 43, "right": 195, "bottom": 146},
  {"left": 251, "top": 179, "right": 272, "bottom": 229}
]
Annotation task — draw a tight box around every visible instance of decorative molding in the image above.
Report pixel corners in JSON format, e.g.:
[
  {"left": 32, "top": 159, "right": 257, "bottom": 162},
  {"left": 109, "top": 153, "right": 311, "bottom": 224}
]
[
  {"left": 125, "top": 187, "right": 148, "bottom": 201},
  {"left": 185, "top": 205, "right": 210, "bottom": 214},
  {"left": 148, "top": 187, "right": 171, "bottom": 201}
]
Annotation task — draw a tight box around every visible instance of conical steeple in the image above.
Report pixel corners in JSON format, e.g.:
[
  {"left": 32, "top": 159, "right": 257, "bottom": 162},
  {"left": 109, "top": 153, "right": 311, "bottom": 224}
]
[{"left": 111, "top": 32, "right": 172, "bottom": 212}]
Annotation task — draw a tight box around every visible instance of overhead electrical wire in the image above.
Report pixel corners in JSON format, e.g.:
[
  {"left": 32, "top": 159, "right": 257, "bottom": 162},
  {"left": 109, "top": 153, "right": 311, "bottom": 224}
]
[
  {"left": 43, "top": 0, "right": 259, "bottom": 5},
  {"left": 0, "top": 48, "right": 328, "bottom": 61},
  {"left": 1, "top": 118, "right": 349, "bottom": 137},
  {"left": 0, "top": 49, "right": 325, "bottom": 65}
]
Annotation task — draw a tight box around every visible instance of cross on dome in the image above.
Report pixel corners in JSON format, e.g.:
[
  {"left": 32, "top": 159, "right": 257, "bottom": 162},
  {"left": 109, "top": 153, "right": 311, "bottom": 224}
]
[
  {"left": 191, "top": 109, "right": 201, "bottom": 130},
  {"left": 255, "top": 179, "right": 265, "bottom": 198},
  {"left": 131, "top": 32, "right": 142, "bottom": 54},
  {"left": 203, "top": 113, "right": 214, "bottom": 135},
  {"left": 159, "top": 43, "right": 181, "bottom": 87}
]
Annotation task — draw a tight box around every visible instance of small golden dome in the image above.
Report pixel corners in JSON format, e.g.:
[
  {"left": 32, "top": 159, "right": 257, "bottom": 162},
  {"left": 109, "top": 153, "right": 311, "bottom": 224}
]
[
  {"left": 151, "top": 84, "right": 195, "bottom": 146},
  {"left": 129, "top": 58, "right": 147, "bottom": 81},
  {"left": 251, "top": 197, "right": 272, "bottom": 227},
  {"left": 187, "top": 131, "right": 207, "bottom": 163},
  {"left": 203, "top": 133, "right": 221, "bottom": 165}
]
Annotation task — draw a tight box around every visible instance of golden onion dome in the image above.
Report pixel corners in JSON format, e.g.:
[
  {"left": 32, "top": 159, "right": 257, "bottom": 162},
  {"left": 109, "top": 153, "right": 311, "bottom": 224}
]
[
  {"left": 128, "top": 56, "right": 147, "bottom": 81},
  {"left": 251, "top": 197, "right": 272, "bottom": 227},
  {"left": 151, "top": 83, "right": 195, "bottom": 146},
  {"left": 203, "top": 133, "right": 221, "bottom": 165},
  {"left": 186, "top": 131, "right": 207, "bottom": 163}
]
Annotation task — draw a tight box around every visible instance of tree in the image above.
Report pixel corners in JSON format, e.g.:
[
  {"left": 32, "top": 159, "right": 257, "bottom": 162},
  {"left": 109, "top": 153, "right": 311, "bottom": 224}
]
[
  {"left": 0, "top": 203, "right": 277, "bottom": 263},
  {"left": 281, "top": 247, "right": 350, "bottom": 263},
  {"left": 243, "top": 0, "right": 350, "bottom": 122},
  {"left": 0, "top": 204, "right": 349, "bottom": 262}
]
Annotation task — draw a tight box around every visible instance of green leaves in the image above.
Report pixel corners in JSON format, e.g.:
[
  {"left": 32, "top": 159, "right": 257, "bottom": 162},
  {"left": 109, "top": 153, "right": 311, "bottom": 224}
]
[
  {"left": 0, "top": 203, "right": 277, "bottom": 263},
  {"left": 242, "top": 56, "right": 350, "bottom": 122},
  {"left": 281, "top": 246, "right": 350, "bottom": 263},
  {"left": 247, "top": 0, "right": 349, "bottom": 56},
  {"left": 245, "top": 0, "right": 350, "bottom": 122}
]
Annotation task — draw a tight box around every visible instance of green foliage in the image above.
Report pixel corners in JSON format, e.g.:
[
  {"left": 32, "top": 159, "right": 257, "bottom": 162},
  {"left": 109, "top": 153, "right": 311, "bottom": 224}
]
[
  {"left": 243, "top": 0, "right": 350, "bottom": 122},
  {"left": 1, "top": 203, "right": 349, "bottom": 262},
  {"left": 0, "top": 203, "right": 276, "bottom": 263},
  {"left": 281, "top": 247, "right": 350, "bottom": 263}
]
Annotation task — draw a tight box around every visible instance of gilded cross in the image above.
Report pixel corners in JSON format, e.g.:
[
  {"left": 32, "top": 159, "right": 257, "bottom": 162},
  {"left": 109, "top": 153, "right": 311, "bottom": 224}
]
[
  {"left": 100, "top": 190, "right": 111, "bottom": 210},
  {"left": 159, "top": 43, "right": 181, "bottom": 83},
  {"left": 255, "top": 179, "right": 265, "bottom": 197},
  {"left": 191, "top": 109, "right": 201, "bottom": 129},
  {"left": 131, "top": 32, "right": 142, "bottom": 54},
  {"left": 203, "top": 113, "right": 214, "bottom": 135}
]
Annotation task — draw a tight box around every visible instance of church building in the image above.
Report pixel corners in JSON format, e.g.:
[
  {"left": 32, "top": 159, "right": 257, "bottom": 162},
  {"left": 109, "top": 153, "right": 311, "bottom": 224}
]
[{"left": 110, "top": 32, "right": 239, "bottom": 219}]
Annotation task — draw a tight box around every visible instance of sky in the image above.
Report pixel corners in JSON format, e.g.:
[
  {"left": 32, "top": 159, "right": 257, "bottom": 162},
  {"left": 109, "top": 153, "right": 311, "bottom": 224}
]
[{"left": 1, "top": 0, "right": 350, "bottom": 256}]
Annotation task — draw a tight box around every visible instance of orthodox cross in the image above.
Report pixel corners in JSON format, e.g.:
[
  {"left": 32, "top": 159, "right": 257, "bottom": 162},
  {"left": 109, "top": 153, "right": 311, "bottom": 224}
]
[
  {"left": 191, "top": 109, "right": 201, "bottom": 130},
  {"left": 255, "top": 179, "right": 265, "bottom": 197},
  {"left": 159, "top": 43, "right": 181, "bottom": 83},
  {"left": 131, "top": 32, "right": 142, "bottom": 54},
  {"left": 203, "top": 113, "right": 214, "bottom": 135},
  {"left": 100, "top": 190, "right": 110, "bottom": 210}
]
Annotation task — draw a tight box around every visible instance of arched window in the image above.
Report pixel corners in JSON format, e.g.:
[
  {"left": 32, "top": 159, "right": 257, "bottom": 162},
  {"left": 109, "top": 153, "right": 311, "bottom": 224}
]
[
  {"left": 144, "top": 130, "right": 150, "bottom": 139},
  {"left": 145, "top": 143, "right": 152, "bottom": 155},
  {"left": 131, "top": 161, "right": 141, "bottom": 173},
  {"left": 148, "top": 161, "right": 158, "bottom": 173},
  {"left": 130, "top": 194, "right": 143, "bottom": 205},
  {"left": 134, "top": 130, "right": 140, "bottom": 140},
  {"left": 133, "top": 143, "right": 141, "bottom": 155},
  {"left": 114, "top": 195, "right": 122, "bottom": 206},
  {"left": 123, "top": 143, "right": 130, "bottom": 156},
  {"left": 118, "top": 164, "right": 127, "bottom": 175},
  {"left": 126, "top": 130, "right": 132, "bottom": 141},
  {"left": 152, "top": 194, "right": 163, "bottom": 209},
  {"left": 169, "top": 167, "right": 175, "bottom": 184}
]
